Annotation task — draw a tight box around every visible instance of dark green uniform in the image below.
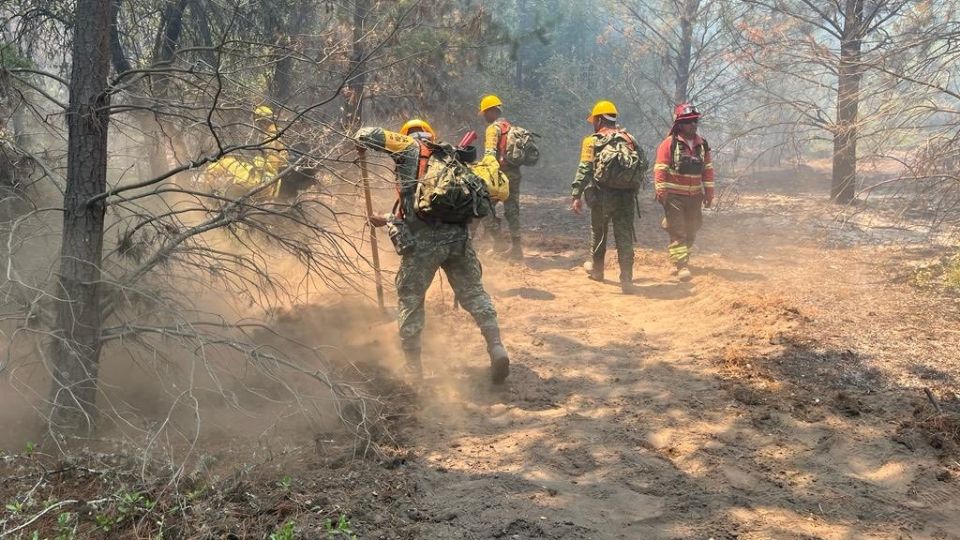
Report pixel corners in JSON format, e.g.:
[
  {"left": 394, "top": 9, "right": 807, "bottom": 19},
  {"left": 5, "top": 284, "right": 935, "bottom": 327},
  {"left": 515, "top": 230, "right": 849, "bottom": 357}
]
[
  {"left": 356, "top": 128, "right": 501, "bottom": 357},
  {"left": 483, "top": 120, "right": 523, "bottom": 258},
  {"left": 501, "top": 163, "right": 522, "bottom": 237},
  {"left": 571, "top": 129, "right": 640, "bottom": 287}
]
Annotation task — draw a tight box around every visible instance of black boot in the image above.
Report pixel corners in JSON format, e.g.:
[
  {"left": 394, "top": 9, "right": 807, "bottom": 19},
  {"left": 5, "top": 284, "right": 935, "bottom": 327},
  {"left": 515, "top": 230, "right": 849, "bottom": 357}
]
[
  {"left": 507, "top": 236, "right": 523, "bottom": 261},
  {"left": 402, "top": 345, "right": 422, "bottom": 379},
  {"left": 587, "top": 256, "right": 604, "bottom": 282},
  {"left": 481, "top": 327, "right": 510, "bottom": 384}
]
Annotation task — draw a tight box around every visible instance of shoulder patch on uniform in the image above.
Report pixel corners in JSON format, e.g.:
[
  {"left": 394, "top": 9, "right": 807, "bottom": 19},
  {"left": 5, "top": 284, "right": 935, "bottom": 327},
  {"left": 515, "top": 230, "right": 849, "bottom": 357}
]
[{"left": 580, "top": 136, "right": 596, "bottom": 162}]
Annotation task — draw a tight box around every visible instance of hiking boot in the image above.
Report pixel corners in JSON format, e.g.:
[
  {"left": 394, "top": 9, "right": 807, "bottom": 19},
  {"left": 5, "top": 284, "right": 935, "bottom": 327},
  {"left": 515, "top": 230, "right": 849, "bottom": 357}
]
[
  {"left": 507, "top": 237, "right": 523, "bottom": 261},
  {"left": 482, "top": 327, "right": 510, "bottom": 384},
  {"left": 677, "top": 267, "right": 692, "bottom": 282},
  {"left": 585, "top": 257, "right": 604, "bottom": 282},
  {"left": 402, "top": 346, "right": 423, "bottom": 380}
]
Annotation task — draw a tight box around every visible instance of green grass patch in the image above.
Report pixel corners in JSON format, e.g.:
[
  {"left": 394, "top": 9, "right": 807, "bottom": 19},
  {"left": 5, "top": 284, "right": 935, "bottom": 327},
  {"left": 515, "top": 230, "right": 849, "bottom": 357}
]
[{"left": 913, "top": 252, "right": 960, "bottom": 291}]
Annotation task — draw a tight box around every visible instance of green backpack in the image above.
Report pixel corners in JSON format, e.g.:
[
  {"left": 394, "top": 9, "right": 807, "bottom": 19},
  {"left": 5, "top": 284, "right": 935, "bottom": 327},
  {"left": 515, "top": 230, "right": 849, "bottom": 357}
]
[
  {"left": 593, "top": 130, "right": 647, "bottom": 190},
  {"left": 501, "top": 123, "right": 541, "bottom": 167},
  {"left": 415, "top": 142, "right": 492, "bottom": 224}
]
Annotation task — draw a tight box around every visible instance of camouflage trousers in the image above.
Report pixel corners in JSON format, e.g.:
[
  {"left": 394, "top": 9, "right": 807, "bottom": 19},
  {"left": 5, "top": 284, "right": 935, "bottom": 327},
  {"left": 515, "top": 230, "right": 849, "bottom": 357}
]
[
  {"left": 589, "top": 187, "right": 636, "bottom": 275},
  {"left": 661, "top": 194, "right": 703, "bottom": 267},
  {"left": 396, "top": 230, "right": 499, "bottom": 351}
]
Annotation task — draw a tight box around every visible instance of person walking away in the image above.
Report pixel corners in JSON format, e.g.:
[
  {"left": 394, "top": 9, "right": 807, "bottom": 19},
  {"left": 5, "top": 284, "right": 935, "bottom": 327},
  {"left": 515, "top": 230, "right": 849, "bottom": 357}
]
[
  {"left": 653, "top": 103, "right": 714, "bottom": 281},
  {"left": 479, "top": 94, "right": 539, "bottom": 261},
  {"left": 570, "top": 100, "right": 647, "bottom": 294},
  {"left": 356, "top": 122, "right": 511, "bottom": 383}
]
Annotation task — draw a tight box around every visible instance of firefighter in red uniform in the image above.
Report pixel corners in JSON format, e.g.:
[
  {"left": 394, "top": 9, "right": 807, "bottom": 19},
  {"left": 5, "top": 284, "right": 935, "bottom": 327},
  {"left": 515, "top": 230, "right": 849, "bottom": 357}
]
[{"left": 653, "top": 103, "right": 714, "bottom": 281}]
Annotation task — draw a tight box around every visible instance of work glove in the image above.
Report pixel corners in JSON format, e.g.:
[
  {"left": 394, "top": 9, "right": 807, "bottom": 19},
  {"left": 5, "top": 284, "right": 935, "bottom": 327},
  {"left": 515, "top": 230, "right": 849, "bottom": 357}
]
[{"left": 368, "top": 213, "right": 389, "bottom": 228}]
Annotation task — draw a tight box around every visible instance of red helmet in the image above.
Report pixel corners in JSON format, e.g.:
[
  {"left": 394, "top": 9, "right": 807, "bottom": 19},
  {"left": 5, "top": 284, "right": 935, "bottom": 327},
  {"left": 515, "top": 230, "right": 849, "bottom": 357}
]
[{"left": 673, "top": 102, "right": 701, "bottom": 122}]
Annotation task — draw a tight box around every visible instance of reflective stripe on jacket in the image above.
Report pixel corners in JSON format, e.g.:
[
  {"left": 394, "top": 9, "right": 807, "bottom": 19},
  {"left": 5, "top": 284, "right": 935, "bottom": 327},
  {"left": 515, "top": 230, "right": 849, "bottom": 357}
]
[{"left": 653, "top": 134, "right": 714, "bottom": 197}]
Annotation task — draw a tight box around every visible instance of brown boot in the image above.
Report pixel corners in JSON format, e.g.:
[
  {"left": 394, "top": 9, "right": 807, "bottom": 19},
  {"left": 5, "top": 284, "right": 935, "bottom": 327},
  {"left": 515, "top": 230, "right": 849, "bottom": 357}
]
[{"left": 481, "top": 327, "right": 510, "bottom": 384}]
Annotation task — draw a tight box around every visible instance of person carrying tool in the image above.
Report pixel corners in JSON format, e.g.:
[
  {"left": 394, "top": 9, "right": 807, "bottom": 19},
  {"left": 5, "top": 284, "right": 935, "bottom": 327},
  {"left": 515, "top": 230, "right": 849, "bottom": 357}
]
[
  {"left": 653, "top": 103, "right": 714, "bottom": 281},
  {"left": 479, "top": 94, "right": 539, "bottom": 260},
  {"left": 571, "top": 100, "right": 647, "bottom": 294},
  {"left": 356, "top": 121, "right": 511, "bottom": 383}
]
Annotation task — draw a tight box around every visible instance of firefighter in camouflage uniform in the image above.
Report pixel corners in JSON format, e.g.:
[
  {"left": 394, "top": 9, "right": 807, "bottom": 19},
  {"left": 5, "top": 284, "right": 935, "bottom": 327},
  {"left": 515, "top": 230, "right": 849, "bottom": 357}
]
[
  {"left": 357, "top": 121, "right": 511, "bottom": 383},
  {"left": 479, "top": 94, "right": 525, "bottom": 260},
  {"left": 654, "top": 103, "right": 714, "bottom": 282},
  {"left": 571, "top": 101, "right": 646, "bottom": 294}
]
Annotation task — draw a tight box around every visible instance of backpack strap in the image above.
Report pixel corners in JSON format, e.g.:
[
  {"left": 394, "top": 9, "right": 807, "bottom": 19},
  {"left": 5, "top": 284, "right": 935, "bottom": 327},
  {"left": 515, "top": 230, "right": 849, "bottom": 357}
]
[
  {"left": 670, "top": 134, "right": 681, "bottom": 170},
  {"left": 671, "top": 135, "right": 708, "bottom": 168},
  {"left": 495, "top": 120, "right": 511, "bottom": 163},
  {"left": 415, "top": 140, "right": 433, "bottom": 180},
  {"left": 619, "top": 129, "right": 638, "bottom": 150},
  {"left": 392, "top": 197, "right": 404, "bottom": 219},
  {"left": 396, "top": 141, "right": 434, "bottom": 219}
]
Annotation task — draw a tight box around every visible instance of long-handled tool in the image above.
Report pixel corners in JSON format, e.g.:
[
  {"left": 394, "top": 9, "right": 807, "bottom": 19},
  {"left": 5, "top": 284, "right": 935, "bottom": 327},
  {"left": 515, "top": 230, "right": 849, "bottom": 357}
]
[
  {"left": 358, "top": 147, "right": 384, "bottom": 310},
  {"left": 451, "top": 130, "right": 480, "bottom": 312}
]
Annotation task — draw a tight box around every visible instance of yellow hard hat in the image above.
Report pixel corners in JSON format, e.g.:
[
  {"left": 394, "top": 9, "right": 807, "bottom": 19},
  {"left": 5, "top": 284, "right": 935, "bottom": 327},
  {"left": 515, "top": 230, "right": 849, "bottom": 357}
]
[
  {"left": 399, "top": 118, "right": 436, "bottom": 140},
  {"left": 479, "top": 94, "right": 503, "bottom": 113},
  {"left": 587, "top": 100, "right": 618, "bottom": 122},
  {"left": 254, "top": 105, "right": 274, "bottom": 118}
]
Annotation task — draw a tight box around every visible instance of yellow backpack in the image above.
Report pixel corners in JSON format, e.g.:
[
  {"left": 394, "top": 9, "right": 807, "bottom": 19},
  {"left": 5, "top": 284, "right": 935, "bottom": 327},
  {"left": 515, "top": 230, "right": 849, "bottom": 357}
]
[{"left": 470, "top": 154, "right": 510, "bottom": 202}]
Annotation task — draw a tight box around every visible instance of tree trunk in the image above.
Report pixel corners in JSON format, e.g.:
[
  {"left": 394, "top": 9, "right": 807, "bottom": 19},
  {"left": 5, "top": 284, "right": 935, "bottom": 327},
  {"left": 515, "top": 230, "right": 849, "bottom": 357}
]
[
  {"left": 191, "top": 0, "right": 218, "bottom": 70},
  {"left": 110, "top": 0, "right": 166, "bottom": 178},
  {"left": 269, "top": 0, "right": 310, "bottom": 104},
  {"left": 831, "top": 0, "right": 864, "bottom": 204},
  {"left": 50, "top": 0, "right": 112, "bottom": 433},
  {"left": 344, "top": 0, "right": 369, "bottom": 130},
  {"left": 674, "top": 0, "right": 699, "bottom": 104},
  {"left": 112, "top": 0, "right": 189, "bottom": 178},
  {"left": 151, "top": 0, "right": 190, "bottom": 169},
  {"left": 515, "top": 0, "right": 528, "bottom": 90},
  {"left": 270, "top": 46, "right": 295, "bottom": 104}
]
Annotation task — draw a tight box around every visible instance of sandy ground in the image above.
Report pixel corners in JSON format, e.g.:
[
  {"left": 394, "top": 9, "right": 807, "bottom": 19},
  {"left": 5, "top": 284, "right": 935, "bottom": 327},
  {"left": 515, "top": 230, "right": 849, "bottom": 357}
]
[
  {"left": 372, "top": 170, "right": 960, "bottom": 540},
  {"left": 2, "top": 167, "right": 959, "bottom": 539}
]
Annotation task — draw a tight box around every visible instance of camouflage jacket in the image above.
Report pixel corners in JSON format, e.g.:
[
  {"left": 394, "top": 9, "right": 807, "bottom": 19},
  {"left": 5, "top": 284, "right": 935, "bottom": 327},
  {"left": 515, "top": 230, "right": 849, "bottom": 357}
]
[{"left": 356, "top": 127, "right": 467, "bottom": 245}]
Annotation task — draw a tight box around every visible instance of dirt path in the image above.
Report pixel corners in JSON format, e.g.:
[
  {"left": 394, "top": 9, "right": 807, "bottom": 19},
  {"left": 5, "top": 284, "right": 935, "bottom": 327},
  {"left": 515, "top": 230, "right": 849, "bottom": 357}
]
[
  {"left": 384, "top": 173, "right": 960, "bottom": 539},
  {"left": 1, "top": 171, "right": 958, "bottom": 539}
]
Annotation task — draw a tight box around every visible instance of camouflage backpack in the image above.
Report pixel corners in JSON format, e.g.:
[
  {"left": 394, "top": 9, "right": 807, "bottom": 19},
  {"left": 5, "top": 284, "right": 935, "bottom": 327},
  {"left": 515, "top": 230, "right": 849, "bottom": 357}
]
[
  {"left": 593, "top": 130, "right": 647, "bottom": 190},
  {"left": 415, "top": 142, "right": 492, "bottom": 224},
  {"left": 498, "top": 121, "right": 541, "bottom": 167}
]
